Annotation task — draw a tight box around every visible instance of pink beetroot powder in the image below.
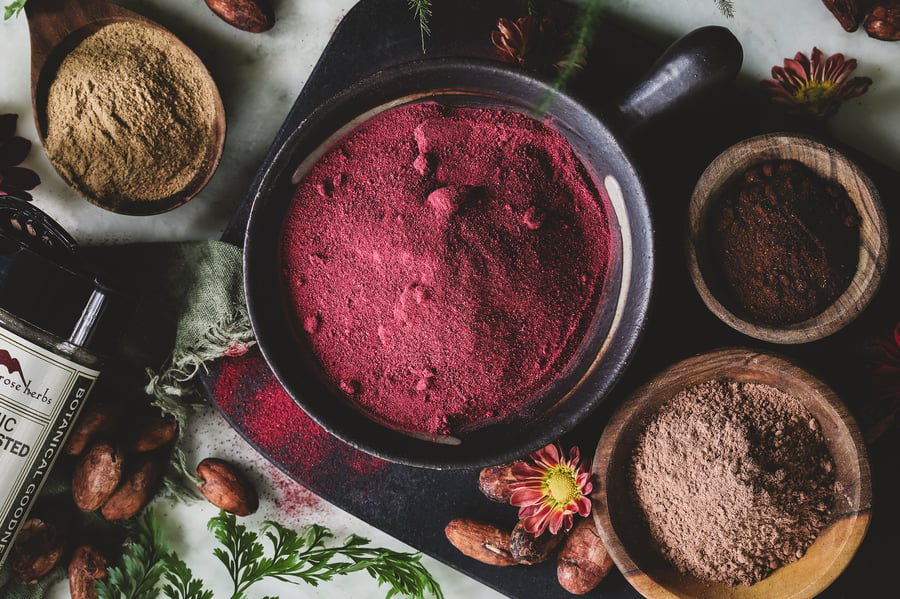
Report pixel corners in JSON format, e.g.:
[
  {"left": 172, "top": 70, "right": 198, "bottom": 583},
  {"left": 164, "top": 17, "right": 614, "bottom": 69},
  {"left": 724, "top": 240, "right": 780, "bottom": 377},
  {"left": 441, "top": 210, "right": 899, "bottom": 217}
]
[
  {"left": 211, "top": 352, "right": 386, "bottom": 490},
  {"left": 279, "top": 102, "right": 611, "bottom": 436}
]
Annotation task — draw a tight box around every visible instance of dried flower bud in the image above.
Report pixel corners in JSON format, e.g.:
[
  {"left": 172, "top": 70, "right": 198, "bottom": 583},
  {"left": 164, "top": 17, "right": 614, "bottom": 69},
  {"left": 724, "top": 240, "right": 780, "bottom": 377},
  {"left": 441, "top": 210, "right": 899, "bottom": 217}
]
[
  {"left": 821, "top": 0, "right": 862, "bottom": 32},
  {"left": 864, "top": 1, "right": 900, "bottom": 41}
]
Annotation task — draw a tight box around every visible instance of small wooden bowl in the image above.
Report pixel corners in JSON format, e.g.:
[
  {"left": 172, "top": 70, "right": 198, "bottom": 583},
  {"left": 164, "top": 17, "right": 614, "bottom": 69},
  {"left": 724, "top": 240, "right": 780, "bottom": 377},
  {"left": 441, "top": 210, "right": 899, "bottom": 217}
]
[
  {"left": 686, "top": 133, "right": 889, "bottom": 344},
  {"left": 592, "top": 348, "right": 871, "bottom": 599},
  {"left": 25, "top": 0, "right": 226, "bottom": 215}
]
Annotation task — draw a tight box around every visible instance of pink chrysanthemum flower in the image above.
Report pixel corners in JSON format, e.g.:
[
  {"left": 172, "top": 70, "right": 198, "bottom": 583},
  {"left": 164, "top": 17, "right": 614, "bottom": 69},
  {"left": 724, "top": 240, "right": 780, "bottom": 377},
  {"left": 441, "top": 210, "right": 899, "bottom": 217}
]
[
  {"left": 761, "top": 47, "right": 872, "bottom": 118},
  {"left": 509, "top": 443, "right": 592, "bottom": 536}
]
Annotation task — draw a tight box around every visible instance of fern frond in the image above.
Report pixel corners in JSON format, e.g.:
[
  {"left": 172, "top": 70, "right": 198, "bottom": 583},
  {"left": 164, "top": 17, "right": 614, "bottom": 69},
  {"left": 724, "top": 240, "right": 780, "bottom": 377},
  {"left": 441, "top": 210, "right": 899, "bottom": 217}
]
[
  {"left": 551, "top": 0, "right": 604, "bottom": 95},
  {"left": 408, "top": 0, "right": 432, "bottom": 52},
  {"left": 715, "top": 0, "right": 735, "bottom": 18}
]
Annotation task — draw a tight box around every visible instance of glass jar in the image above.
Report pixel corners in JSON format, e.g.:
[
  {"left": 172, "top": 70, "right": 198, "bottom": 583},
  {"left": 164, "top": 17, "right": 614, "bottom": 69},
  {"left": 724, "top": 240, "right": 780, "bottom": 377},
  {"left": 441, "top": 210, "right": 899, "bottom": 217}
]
[{"left": 0, "top": 197, "right": 127, "bottom": 566}]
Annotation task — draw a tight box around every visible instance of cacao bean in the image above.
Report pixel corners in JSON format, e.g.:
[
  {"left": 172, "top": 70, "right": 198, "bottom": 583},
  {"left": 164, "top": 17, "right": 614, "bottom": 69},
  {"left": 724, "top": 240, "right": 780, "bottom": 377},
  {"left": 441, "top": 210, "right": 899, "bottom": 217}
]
[
  {"left": 196, "top": 457, "right": 259, "bottom": 516},
  {"left": 478, "top": 461, "right": 520, "bottom": 503},
  {"left": 509, "top": 520, "right": 565, "bottom": 565},
  {"left": 205, "top": 0, "right": 275, "bottom": 33},
  {"left": 72, "top": 441, "right": 124, "bottom": 512},
  {"left": 101, "top": 453, "right": 165, "bottom": 521},
  {"left": 125, "top": 411, "right": 178, "bottom": 453},
  {"left": 821, "top": 0, "right": 862, "bottom": 32},
  {"left": 557, "top": 517, "right": 614, "bottom": 594},
  {"left": 64, "top": 400, "right": 120, "bottom": 456},
  {"left": 865, "top": 1, "right": 900, "bottom": 40},
  {"left": 444, "top": 518, "right": 517, "bottom": 566},
  {"left": 68, "top": 545, "right": 108, "bottom": 599},
  {"left": 9, "top": 517, "right": 65, "bottom": 584}
]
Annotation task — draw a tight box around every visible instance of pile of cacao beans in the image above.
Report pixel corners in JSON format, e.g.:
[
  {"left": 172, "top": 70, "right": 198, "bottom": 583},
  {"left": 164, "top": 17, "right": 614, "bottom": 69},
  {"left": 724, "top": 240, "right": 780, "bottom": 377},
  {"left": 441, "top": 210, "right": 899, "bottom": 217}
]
[
  {"left": 822, "top": 0, "right": 900, "bottom": 40},
  {"left": 6, "top": 389, "right": 259, "bottom": 599},
  {"left": 444, "top": 462, "right": 615, "bottom": 595}
]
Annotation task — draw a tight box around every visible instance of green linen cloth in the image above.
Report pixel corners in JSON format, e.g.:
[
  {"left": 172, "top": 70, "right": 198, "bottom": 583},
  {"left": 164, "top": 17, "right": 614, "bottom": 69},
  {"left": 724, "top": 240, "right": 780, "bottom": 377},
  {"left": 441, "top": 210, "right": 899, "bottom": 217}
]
[{"left": 0, "top": 240, "right": 253, "bottom": 598}]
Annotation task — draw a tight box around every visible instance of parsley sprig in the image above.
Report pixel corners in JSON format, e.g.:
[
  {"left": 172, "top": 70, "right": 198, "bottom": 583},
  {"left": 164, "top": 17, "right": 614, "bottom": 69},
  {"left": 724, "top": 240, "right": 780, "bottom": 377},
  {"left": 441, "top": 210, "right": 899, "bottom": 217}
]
[
  {"left": 3, "top": 0, "right": 25, "bottom": 19},
  {"left": 97, "top": 512, "right": 169, "bottom": 599},
  {"left": 210, "top": 512, "right": 443, "bottom": 599},
  {"left": 96, "top": 510, "right": 442, "bottom": 599}
]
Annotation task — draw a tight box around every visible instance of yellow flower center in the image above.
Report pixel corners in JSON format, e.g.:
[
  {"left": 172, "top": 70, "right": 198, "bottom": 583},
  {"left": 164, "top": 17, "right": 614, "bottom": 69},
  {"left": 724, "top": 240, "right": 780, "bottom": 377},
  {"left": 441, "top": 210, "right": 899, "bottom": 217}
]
[
  {"left": 794, "top": 80, "right": 837, "bottom": 105},
  {"left": 545, "top": 466, "right": 579, "bottom": 505}
]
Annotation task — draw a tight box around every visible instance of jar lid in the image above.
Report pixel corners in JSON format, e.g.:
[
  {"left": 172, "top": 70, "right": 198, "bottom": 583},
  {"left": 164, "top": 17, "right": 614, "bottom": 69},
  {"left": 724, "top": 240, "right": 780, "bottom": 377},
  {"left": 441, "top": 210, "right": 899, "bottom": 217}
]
[{"left": 0, "top": 196, "right": 130, "bottom": 356}]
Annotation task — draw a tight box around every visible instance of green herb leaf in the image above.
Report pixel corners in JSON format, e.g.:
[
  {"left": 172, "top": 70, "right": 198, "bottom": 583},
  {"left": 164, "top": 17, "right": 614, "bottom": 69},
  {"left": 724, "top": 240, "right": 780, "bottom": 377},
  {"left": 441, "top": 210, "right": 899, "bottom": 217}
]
[
  {"left": 161, "top": 551, "right": 214, "bottom": 599},
  {"left": 98, "top": 508, "right": 442, "bottom": 599},
  {"left": 715, "top": 0, "right": 735, "bottom": 18},
  {"left": 407, "top": 0, "right": 432, "bottom": 52},
  {"left": 3, "top": 0, "right": 26, "bottom": 20},
  {"left": 209, "top": 510, "right": 443, "bottom": 599},
  {"left": 96, "top": 511, "right": 170, "bottom": 599},
  {"left": 536, "top": 0, "right": 603, "bottom": 114}
]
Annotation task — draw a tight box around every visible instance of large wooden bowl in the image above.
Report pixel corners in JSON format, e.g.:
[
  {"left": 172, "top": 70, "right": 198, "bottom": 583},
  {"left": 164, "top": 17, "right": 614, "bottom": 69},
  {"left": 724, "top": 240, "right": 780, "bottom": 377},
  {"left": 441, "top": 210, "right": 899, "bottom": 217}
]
[
  {"left": 686, "top": 133, "right": 889, "bottom": 344},
  {"left": 592, "top": 348, "right": 871, "bottom": 599}
]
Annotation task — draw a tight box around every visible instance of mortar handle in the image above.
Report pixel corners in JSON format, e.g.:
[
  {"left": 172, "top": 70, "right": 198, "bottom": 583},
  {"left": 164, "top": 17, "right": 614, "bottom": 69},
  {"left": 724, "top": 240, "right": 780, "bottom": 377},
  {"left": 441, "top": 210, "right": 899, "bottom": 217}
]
[{"left": 612, "top": 25, "right": 743, "bottom": 136}]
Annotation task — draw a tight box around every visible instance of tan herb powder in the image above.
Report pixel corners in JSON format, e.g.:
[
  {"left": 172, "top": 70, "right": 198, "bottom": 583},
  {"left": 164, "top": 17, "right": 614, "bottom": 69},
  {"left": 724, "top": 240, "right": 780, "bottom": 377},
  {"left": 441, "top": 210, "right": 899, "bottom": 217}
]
[
  {"left": 629, "top": 379, "right": 836, "bottom": 586},
  {"left": 44, "top": 22, "right": 217, "bottom": 205}
]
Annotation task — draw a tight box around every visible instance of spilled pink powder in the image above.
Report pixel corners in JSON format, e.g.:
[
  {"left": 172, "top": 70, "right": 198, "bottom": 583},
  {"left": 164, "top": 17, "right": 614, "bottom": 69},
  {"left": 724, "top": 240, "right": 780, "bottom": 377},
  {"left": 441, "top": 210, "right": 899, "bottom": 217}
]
[
  {"left": 211, "top": 352, "right": 386, "bottom": 489},
  {"left": 279, "top": 102, "right": 611, "bottom": 435}
]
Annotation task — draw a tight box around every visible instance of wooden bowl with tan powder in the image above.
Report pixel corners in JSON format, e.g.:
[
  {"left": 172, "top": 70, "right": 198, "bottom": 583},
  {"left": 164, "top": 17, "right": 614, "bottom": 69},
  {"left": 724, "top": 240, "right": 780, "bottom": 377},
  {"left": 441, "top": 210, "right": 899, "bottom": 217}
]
[
  {"left": 26, "top": 0, "right": 225, "bottom": 215},
  {"left": 592, "top": 348, "right": 871, "bottom": 599}
]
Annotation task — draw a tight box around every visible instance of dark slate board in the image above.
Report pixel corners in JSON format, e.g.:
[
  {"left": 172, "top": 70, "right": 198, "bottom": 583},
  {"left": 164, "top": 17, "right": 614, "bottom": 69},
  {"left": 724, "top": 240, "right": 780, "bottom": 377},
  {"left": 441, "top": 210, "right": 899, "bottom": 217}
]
[{"left": 200, "top": 0, "right": 900, "bottom": 597}]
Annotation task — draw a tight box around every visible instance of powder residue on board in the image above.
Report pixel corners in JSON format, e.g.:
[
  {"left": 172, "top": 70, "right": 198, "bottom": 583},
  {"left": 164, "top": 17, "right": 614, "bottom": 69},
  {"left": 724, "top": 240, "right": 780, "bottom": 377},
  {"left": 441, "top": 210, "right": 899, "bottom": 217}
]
[
  {"left": 279, "top": 102, "right": 611, "bottom": 435},
  {"left": 211, "top": 352, "right": 386, "bottom": 492},
  {"left": 630, "top": 379, "right": 836, "bottom": 586}
]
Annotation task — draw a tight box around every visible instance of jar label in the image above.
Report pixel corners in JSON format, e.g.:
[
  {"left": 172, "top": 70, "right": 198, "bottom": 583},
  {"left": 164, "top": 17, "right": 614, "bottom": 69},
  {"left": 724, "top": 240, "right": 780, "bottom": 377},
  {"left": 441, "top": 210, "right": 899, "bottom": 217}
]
[{"left": 0, "top": 327, "right": 99, "bottom": 561}]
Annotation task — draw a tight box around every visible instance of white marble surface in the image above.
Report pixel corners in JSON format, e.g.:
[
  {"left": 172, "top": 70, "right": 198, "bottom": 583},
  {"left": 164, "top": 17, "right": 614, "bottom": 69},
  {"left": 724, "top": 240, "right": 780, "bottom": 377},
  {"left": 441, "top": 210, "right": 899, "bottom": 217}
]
[{"left": 1, "top": 0, "right": 898, "bottom": 597}]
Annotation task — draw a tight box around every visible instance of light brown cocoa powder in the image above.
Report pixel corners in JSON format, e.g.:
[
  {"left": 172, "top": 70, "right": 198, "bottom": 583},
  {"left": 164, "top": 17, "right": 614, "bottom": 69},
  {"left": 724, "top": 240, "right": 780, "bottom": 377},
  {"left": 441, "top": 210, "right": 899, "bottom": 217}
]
[
  {"left": 44, "top": 22, "right": 216, "bottom": 205},
  {"left": 629, "top": 379, "right": 835, "bottom": 586}
]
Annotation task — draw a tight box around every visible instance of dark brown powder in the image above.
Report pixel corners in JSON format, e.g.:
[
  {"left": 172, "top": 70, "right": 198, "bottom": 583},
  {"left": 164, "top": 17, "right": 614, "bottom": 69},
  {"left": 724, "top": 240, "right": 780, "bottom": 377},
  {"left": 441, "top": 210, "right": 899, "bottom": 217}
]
[
  {"left": 629, "top": 379, "right": 836, "bottom": 586},
  {"left": 710, "top": 159, "right": 860, "bottom": 326}
]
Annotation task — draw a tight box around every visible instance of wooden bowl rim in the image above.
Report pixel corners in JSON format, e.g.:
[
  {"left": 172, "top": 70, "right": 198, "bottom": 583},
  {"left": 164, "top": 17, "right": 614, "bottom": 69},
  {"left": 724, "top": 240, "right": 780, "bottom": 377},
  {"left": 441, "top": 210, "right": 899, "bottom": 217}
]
[
  {"left": 685, "top": 133, "right": 889, "bottom": 344},
  {"left": 592, "top": 348, "right": 872, "bottom": 599}
]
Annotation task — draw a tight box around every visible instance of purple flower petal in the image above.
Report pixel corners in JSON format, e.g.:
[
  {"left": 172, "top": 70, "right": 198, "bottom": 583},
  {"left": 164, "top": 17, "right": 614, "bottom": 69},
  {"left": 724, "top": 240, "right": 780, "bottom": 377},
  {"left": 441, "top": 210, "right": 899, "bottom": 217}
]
[
  {"left": 510, "top": 487, "right": 545, "bottom": 507},
  {"left": 575, "top": 496, "right": 592, "bottom": 517},
  {"left": 0, "top": 167, "right": 40, "bottom": 191},
  {"left": 842, "top": 76, "right": 873, "bottom": 99},
  {"left": 547, "top": 509, "right": 567, "bottom": 535},
  {"left": 0, "top": 137, "right": 32, "bottom": 168},
  {"left": 0, "top": 114, "right": 17, "bottom": 141}
]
